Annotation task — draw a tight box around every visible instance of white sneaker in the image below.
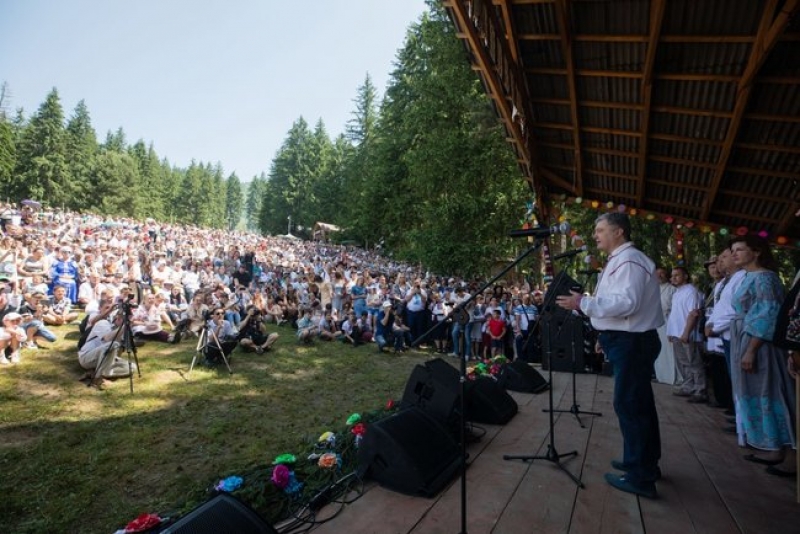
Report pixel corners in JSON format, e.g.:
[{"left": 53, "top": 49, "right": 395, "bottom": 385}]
[
  {"left": 0, "top": 355, "right": 9, "bottom": 365},
  {"left": 25, "top": 341, "right": 39, "bottom": 350},
  {"left": 9, "top": 351, "right": 20, "bottom": 363}
]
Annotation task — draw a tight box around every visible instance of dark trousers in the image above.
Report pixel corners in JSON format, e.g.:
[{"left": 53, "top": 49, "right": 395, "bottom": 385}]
[
  {"left": 405, "top": 308, "right": 424, "bottom": 346},
  {"left": 599, "top": 329, "right": 662, "bottom": 485}
]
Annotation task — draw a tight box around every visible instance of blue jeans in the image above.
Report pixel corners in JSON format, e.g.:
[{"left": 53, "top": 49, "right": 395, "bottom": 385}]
[
  {"left": 22, "top": 319, "right": 57, "bottom": 343},
  {"left": 599, "top": 329, "right": 661, "bottom": 484},
  {"left": 451, "top": 322, "right": 471, "bottom": 357}
]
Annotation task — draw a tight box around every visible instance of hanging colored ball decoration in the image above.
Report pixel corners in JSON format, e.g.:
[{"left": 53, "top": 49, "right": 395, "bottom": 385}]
[
  {"left": 665, "top": 216, "right": 674, "bottom": 224},
  {"left": 736, "top": 226, "right": 749, "bottom": 236},
  {"left": 629, "top": 208, "right": 637, "bottom": 216},
  {"left": 606, "top": 201, "right": 614, "bottom": 209},
  {"left": 684, "top": 221, "right": 695, "bottom": 229},
  {"left": 646, "top": 214, "right": 655, "bottom": 220},
  {"left": 757, "top": 230, "right": 768, "bottom": 238},
  {"left": 777, "top": 236, "right": 788, "bottom": 245},
  {"left": 575, "top": 197, "right": 583, "bottom": 204},
  {"left": 591, "top": 201, "right": 599, "bottom": 208},
  {"left": 676, "top": 224, "right": 683, "bottom": 230},
  {"left": 719, "top": 228, "right": 729, "bottom": 235},
  {"left": 617, "top": 204, "right": 626, "bottom": 213}
]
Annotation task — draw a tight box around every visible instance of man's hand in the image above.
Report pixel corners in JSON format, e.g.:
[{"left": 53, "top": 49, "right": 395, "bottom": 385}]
[{"left": 556, "top": 291, "right": 582, "bottom": 312}]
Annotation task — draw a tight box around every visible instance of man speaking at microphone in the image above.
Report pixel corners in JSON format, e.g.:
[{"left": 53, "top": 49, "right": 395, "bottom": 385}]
[{"left": 556, "top": 212, "right": 663, "bottom": 499}]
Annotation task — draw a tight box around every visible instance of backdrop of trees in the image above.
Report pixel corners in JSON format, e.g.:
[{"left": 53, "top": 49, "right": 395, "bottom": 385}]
[{"left": 0, "top": 2, "right": 795, "bottom": 282}]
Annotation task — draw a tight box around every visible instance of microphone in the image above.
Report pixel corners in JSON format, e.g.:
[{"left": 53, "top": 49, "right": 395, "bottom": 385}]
[
  {"left": 507, "top": 222, "right": 571, "bottom": 239},
  {"left": 551, "top": 245, "right": 588, "bottom": 261}
]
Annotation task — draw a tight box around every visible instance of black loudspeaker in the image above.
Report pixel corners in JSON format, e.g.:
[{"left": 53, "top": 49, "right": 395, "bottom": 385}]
[
  {"left": 401, "top": 358, "right": 461, "bottom": 433},
  {"left": 498, "top": 360, "right": 549, "bottom": 393},
  {"left": 161, "top": 494, "right": 277, "bottom": 534},
  {"left": 465, "top": 377, "right": 518, "bottom": 424},
  {"left": 358, "top": 407, "right": 461, "bottom": 497},
  {"left": 540, "top": 310, "right": 585, "bottom": 373}
]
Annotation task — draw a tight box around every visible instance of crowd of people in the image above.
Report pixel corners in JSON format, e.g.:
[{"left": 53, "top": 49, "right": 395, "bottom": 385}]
[
  {"left": 0, "top": 203, "right": 797, "bottom": 494},
  {"left": 0, "top": 202, "right": 558, "bottom": 383},
  {"left": 648, "top": 233, "right": 800, "bottom": 483}
]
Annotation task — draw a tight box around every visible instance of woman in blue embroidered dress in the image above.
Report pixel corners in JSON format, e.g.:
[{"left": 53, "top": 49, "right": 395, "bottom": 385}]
[{"left": 729, "top": 235, "right": 796, "bottom": 475}]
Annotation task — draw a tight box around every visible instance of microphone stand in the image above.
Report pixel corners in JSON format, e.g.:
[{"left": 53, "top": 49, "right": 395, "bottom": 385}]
[
  {"left": 503, "top": 269, "right": 584, "bottom": 488},
  {"left": 412, "top": 239, "right": 546, "bottom": 534},
  {"left": 543, "top": 264, "right": 602, "bottom": 428}
]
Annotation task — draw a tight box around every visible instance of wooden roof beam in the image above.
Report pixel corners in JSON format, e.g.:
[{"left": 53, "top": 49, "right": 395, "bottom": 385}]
[
  {"left": 777, "top": 202, "right": 800, "bottom": 236},
  {"left": 739, "top": 0, "right": 800, "bottom": 90},
  {"left": 498, "top": 0, "right": 521, "bottom": 62},
  {"left": 703, "top": 0, "right": 798, "bottom": 220},
  {"left": 445, "top": 0, "right": 534, "bottom": 171},
  {"left": 636, "top": 0, "right": 667, "bottom": 206},
  {"left": 554, "top": 0, "right": 583, "bottom": 197}
]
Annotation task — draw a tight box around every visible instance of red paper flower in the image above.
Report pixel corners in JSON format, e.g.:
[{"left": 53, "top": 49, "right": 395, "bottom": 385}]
[
  {"left": 351, "top": 422, "right": 367, "bottom": 436},
  {"left": 386, "top": 399, "right": 395, "bottom": 410},
  {"left": 125, "top": 513, "right": 162, "bottom": 533}
]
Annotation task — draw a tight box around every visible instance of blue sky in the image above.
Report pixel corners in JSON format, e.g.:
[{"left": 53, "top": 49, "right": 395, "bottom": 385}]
[{"left": 0, "top": 0, "right": 429, "bottom": 181}]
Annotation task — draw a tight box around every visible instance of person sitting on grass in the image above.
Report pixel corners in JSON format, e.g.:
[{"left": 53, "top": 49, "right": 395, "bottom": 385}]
[
  {"left": 18, "top": 291, "right": 57, "bottom": 349},
  {"left": 238, "top": 306, "right": 279, "bottom": 354},
  {"left": 318, "top": 311, "right": 343, "bottom": 341},
  {"left": 264, "top": 297, "right": 286, "bottom": 326},
  {"left": 43, "top": 285, "right": 79, "bottom": 326},
  {"left": 204, "top": 307, "right": 239, "bottom": 366},
  {"left": 296, "top": 308, "right": 317, "bottom": 343},
  {"left": 341, "top": 311, "right": 363, "bottom": 346},
  {"left": 392, "top": 314, "right": 412, "bottom": 352},
  {"left": 77, "top": 309, "right": 137, "bottom": 388},
  {"left": 358, "top": 311, "right": 373, "bottom": 343},
  {"left": 0, "top": 312, "right": 27, "bottom": 364},
  {"left": 487, "top": 308, "right": 506, "bottom": 357}
]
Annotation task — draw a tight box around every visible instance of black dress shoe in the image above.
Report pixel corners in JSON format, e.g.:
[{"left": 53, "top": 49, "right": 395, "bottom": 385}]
[
  {"left": 611, "top": 460, "right": 661, "bottom": 480},
  {"left": 604, "top": 473, "right": 658, "bottom": 499}
]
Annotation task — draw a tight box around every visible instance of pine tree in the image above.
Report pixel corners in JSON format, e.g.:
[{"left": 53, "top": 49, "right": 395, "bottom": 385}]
[
  {"left": 14, "top": 88, "right": 70, "bottom": 207},
  {"left": 64, "top": 100, "right": 98, "bottom": 210},
  {"left": 224, "top": 172, "right": 243, "bottom": 231}
]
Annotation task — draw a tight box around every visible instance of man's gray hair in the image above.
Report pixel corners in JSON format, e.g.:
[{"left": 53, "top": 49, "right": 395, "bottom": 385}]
[{"left": 596, "top": 212, "right": 631, "bottom": 241}]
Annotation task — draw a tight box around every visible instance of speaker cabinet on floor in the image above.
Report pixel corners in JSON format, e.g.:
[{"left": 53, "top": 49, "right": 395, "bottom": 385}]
[
  {"left": 358, "top": 406, "right": 461, "bottom": 497},
  {"left": 401, "top": 358, "right": 461, "bottom": 434},
  {"left": 161, "top": 494, "right": 277, "bottom": 534},
  {"left": 466, "top": 377, "right": 518, "bottom": 424},
  {"left": 498, "top": 360, "right": 549, "bottom": 393}
]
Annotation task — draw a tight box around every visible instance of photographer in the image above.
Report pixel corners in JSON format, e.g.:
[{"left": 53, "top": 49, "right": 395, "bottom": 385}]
[
  {"left": 78, "top": 309, "right": 137, "bottom": 388},
  {"left": 204, "top": 307, "right": 238, "bottom": 366},
  {"left": 238, "top": 306, "right": 279, "bottom": 354}
]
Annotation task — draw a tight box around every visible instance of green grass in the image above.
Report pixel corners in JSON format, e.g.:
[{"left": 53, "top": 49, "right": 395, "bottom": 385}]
[{"left": 0, "top": 323, "right": 430, "bottom": 533}]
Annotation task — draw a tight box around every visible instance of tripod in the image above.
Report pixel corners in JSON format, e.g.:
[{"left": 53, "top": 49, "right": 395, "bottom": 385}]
[
  {"left": 189, "top": 321, "right": 234, "bottom": 375},
  {"left": 92, "top": 299, "right": 141, "bottom": 394},
  {"left": 504, "top": 274, "right": 584, "bottom": 488},
  {"left": 543, "top": 312, "right": 602, "bottom": 428}
]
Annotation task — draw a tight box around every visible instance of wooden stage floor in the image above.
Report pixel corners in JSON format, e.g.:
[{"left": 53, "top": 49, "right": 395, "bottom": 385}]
[{"left": 309, "top": 368, "right": 799, "bottom": 534}]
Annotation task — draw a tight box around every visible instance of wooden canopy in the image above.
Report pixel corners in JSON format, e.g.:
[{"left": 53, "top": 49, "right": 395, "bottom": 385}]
[{"left": 444, "top": 0, "right": 800, "bottom": 244}]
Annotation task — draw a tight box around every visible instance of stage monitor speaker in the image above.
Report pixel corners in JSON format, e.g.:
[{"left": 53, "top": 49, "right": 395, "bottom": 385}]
[
  {"left": 400, "top": 358, "right": 461, "bottom": 434},
  {"left": 498, "top": 360, "right": 549, "bottom": 393},
  {"left": 161, "top": 494, "right": 277, "bottom": 534},
  {"left": 540, "top": 310, "right": 585, "bottom": 373},
  {"left": 358, "top": 407, "right": 461, "bottom": 497},
  {"left": 465, "top": 377, "right": 518, "bottom": 424}
]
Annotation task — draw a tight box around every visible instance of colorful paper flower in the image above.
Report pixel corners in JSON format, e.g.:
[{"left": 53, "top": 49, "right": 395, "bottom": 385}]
[
  {"left": 386, "top": 399, "right": 395, "bottom": 410},
  {"left": 350, "top": 422, "right": 367, "bottom": 436},
  {"left": 271, "top": 465, "right": 290, "bottom": 490},
  {"left": 125, "top": 513, "right": 162, "bottom": 533},
  {"left": 272, "top": 453, "right": 296, "bottom": 466},
  {"left": 284, "top": 472, "right": 303, "bottom": 497},
  {"left": 318, "top": 431, "right": 336, "bottom": 447},
  {"left": 346, "top": 413, "right": 361, "bottom": 425},
  {"left": 318, "top": 452, "right": 340, "bottom": 469},
  {"left": 216, "top": 475, "right": 243, "bottom": 492}
]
